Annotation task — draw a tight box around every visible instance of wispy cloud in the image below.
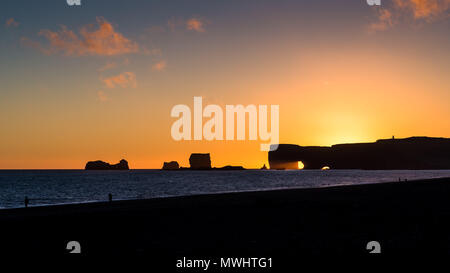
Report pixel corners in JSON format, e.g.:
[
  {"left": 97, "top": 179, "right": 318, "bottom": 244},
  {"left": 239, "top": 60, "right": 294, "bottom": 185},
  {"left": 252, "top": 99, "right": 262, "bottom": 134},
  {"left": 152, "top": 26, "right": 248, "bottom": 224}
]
[
  {"left": 5, "top": 18, "right": 19, "bottom": 27},
  {"left": 395, "top": 0, "right": 450, "bottom": 20},
  {"left": 24, "top": 17, "right": 140, "bottom": 56},
  {"left": 98, "top": 62, "right": 118, "bottom": 72},
  {"left": 152, "top": 60, "right": 167, "bottom": 71},
  {"left": 21, "top": 37, "right": 43, "bottom": 51},
  {"left": 167, "top": 16, "right": 208, "bottom": 33},
  {"left": 97, "top": 90, "right": 108, "bottom": 102},
  {"left": 98, "top": 58, "right": 131, "bottom": 72},
  {"left": 369, "top": 9, "right": 394, "bottom": 32},
  {"left": 186, "top": 17, "right": 206, "bottom": 32},
  {"left": 369, "top": 0, "right": 450, "bottom": 32},
  {"left": 167, "top": 17, "right": 182, "bottom": 32},
  {"left": 101, "top": 72, "right": 137, "bottom": 89}
]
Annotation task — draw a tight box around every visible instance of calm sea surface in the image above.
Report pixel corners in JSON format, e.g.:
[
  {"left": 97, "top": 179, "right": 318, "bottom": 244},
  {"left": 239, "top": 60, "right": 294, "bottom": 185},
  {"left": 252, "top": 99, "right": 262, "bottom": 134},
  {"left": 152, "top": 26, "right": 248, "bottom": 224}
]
[{"left": 0, "top": 169, "right": 449, "bottom": 209}]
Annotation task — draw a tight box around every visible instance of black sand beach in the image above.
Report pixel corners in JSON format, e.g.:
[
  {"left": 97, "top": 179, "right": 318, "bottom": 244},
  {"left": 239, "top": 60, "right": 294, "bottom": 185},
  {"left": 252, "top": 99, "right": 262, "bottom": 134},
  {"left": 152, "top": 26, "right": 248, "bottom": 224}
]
[{"left": 1, "top": 177, "right": 449, "bottom": 263}]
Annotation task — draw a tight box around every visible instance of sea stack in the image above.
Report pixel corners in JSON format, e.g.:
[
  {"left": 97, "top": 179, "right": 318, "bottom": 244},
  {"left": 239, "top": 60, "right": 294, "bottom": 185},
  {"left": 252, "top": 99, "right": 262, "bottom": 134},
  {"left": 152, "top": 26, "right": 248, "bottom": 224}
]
[
  {"left": 189, "top": 153, "right": 212, "bottom": 170},
  {"left": 162, "top": 161, "right": 180, "bottom": 170},
  {"left": 85, "top": 159, "right": 129, "bottom": 170}
]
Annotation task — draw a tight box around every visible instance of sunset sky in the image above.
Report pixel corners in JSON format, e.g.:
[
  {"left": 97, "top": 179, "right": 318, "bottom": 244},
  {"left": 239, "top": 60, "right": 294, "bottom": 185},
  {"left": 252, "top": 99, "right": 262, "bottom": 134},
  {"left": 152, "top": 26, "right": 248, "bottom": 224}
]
[{"left": 1, "top": 0, "right": 449, "bottom": 169}]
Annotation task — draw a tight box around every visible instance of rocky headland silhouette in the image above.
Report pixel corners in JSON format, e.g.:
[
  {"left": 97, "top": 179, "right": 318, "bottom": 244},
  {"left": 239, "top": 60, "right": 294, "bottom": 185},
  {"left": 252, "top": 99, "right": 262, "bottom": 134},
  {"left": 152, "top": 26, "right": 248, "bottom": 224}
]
[
  {"left": 269, "top": 137, "right": 450, "bottom": 170},
  {"left": 85, "top": 159, "right": 129, "bottom": 170},
  {"left": 162, "top": 153, "right": 245, "bottom": 170}
]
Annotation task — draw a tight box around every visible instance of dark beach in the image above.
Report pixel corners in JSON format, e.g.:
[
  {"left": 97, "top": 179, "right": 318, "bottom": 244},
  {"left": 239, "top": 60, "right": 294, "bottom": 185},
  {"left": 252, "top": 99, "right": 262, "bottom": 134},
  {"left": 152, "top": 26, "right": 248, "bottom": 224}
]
[{"left": 1, "top": 177, "right": 449, "bottom": 262}]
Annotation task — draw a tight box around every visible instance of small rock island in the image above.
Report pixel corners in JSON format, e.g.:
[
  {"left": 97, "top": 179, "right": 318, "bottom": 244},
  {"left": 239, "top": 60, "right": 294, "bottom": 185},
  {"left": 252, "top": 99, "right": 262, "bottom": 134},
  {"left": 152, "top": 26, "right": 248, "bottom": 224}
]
[
  {"left": 189, "top": 153, "right": 212, "bottom": 170},
  {"left": 85, "top": 159, "right": 129, "bottom": 170},
  {"left": 162, "top": 153, "right": 245, "bottom": 170},
  {"left": 162, "top": 161, "right": 180, "bottom": 170}
]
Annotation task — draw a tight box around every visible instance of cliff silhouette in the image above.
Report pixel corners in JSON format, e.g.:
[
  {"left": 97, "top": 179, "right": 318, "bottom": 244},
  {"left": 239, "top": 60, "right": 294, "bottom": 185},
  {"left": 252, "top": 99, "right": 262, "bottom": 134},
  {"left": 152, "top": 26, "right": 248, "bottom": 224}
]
[
  {"left": 85, "top": 159, "right": 129, "bottom": 170},
  {"left": 269, "top": 137, "right": 450, "bottom": 170}
]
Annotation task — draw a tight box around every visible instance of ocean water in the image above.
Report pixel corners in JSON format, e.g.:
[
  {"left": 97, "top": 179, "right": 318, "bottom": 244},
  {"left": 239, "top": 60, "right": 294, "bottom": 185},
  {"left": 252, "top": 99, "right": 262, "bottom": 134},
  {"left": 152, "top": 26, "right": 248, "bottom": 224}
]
[{"left": 0, "top": 169, "right": 449, "bottom": 209}]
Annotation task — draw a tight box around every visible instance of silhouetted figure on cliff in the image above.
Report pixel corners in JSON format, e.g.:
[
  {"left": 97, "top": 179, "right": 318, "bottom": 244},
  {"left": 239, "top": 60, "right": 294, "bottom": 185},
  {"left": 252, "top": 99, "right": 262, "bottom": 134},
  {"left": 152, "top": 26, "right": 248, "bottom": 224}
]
[
  {"left": 108, "top": 193, "right": 113, "bottom": 202},
  {"left": 24, "top": 196, "right": 29, "bottom": 208}
]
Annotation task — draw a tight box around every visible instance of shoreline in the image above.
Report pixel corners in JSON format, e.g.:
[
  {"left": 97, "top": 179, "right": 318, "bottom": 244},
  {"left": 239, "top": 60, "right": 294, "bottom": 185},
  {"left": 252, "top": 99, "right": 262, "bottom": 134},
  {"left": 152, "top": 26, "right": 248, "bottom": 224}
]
[
  {"left": 1, "top": 177, "right": 449, "bottom": 258},
  {"left": 0, "top": 176, "right": 446, "bottom": 212}
]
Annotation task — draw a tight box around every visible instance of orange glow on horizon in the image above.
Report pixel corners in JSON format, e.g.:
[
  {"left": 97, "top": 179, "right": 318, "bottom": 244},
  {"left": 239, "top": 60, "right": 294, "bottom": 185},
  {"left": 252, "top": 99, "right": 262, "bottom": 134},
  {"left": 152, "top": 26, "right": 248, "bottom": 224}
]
[{"left": 1, "top": 2, "right": 449, "bottom": 169}]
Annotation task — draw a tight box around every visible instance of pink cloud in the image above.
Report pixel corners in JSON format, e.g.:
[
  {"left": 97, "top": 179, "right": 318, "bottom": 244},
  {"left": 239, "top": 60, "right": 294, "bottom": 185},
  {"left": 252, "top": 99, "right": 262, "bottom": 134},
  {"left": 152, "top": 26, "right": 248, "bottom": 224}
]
[
  {"left": 369, "top": 0, "right": 450, "bottom": 32},
  {"left": 101, "top": 72, "right": 137, "bottom": 89},
  {"left": 395, "top": 0, "right": 450, "bottom": 20},
  {"left": 5, "top": 18, "right": 19, "bottom": 27},
  {"left": 186, "top": 18, "right": 206, "bottom": 32},
  {"left": 25, "top": 17, "right": 140, "bottom": 56},
  {"left": 168, "top": 17, "right": 208, "bottom": 33},
  {"left": 369, "top": 9, "right": 394, "bottom": 32},
  {"left": 152, "top": 60, "right": 167, "bottom": 71}
]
